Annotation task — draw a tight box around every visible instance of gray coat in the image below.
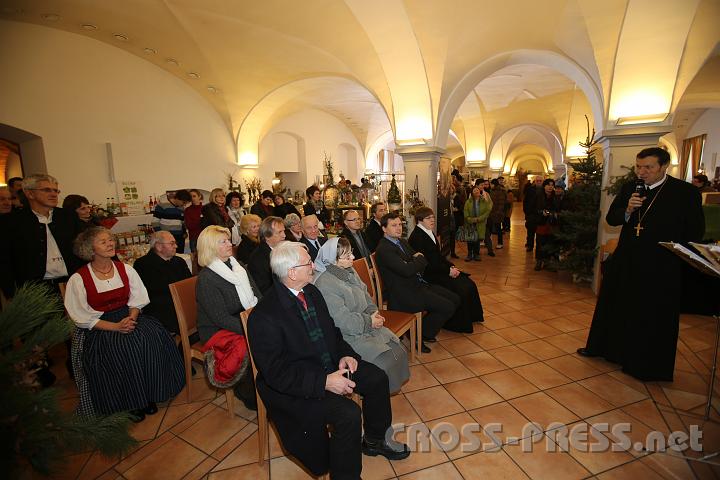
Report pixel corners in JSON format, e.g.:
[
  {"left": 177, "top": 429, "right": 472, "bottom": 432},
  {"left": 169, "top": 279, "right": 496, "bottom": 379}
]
[
  {"left": 196, "top": 265, "right": 262, "bottom": 343},
  {"left": 314, "top": 264, "right": 399, "bottom": 362}
]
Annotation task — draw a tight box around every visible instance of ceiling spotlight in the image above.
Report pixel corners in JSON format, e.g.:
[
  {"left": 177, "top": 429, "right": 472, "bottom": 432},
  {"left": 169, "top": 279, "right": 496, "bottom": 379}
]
[
  {"left": 81, "top": 24, "right": 97, "bottom": 30},
  {"left": 187, "top": 72, "right": 199, "bottom": 79},
  {"left": 165, "top": 58, "right": 179, "bottom": 66},
  {"left": 113, "top": 33, "right": 128, "bottom": 41},
  {"left": 143, "top": 47, "right": 157, "bottom": 54},
  {"left": 41, "top": 13, "right": 60, "bottom": 21},
  {"left": 207, "top": 85, "right": 219, "bottom": 93}
]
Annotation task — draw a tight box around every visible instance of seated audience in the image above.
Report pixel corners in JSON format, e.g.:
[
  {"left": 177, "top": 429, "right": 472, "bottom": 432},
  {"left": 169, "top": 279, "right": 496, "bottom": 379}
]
[
  {"left": 248, "top": 241, "right": 409, "bottom": 479},
  {"left": 315, "top": 238, "right": 409, "bottom": 393},
  {"left": 283, "top": 213, "right": 303, "bottom": 241},
  {"left": 408, "top": 207, "right": 484, "bottom": 332},
  {"left": 364, "top": 201, "right": 387, "bottom": 252},
  {"left": 375, "top": 212, "right": 459, "bottom": 353},
  {"left": 303, "top": 185, "right": 330, "bottom": 227},
  {"left": 236, "top": 214, "right": 262, "bottom": 263},
  {"left": 340, "top": 210, "right": 372, "bottom": 259},
  {"left": 300, "top": 214, "right": 327, "bottom": 261},
  {"left": 64, "top": 227, "right": 185, "bottom": 421},
  {"left": 247, "top": 216, "right": 286, "bottom": 294},
  {"left": 273, "top": 193, "right": 301, "bottom": 218},
  {"left": 184, "top": 189, "right": 204, "bottom": 252},
  {"left": 250, "top": 190, "right": 275, "bottom": 219},
  {"left": 693, "top": 174, "right": 715, "bottom": 193},
  {"left": 154, "top": 189, "right": 192, "bottom": 250},
  {"left": 134, "top": 231, "right": 192, "bottom": 334},
  {"left": 201, "top": 188, "right": 234, "bottom": 231},
  {"left": 62, "top": 194, "right": 98, "bottom": 230},
  {"left": 196, "top": 226, "right": 260, "bottom": 410},
  {"left": 0, "top": 186, "right": 12, "bottom": 215},
  {"left": 225, "top": 191, "right": 244, "bottom": 245}
]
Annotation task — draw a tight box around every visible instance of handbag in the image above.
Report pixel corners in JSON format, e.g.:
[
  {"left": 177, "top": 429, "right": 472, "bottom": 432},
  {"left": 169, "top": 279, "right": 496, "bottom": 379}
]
[{"left": 456, "top": 224, "right": 479, "bottom": 242}]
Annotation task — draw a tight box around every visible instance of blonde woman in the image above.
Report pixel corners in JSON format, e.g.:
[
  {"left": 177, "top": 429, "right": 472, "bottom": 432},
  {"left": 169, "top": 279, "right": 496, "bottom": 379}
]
[
  {"left": 236, "top": 213, "right": 261, "bottom": 263},
  {"left": 196, "top": 225, "right": 261, "bottom": 409},
  {"left": 201, "top": 188, "right": 233, "bottom": 231}
]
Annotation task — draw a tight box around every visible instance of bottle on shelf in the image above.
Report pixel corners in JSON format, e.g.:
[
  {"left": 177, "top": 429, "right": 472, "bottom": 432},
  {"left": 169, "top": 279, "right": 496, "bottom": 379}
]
[{"left": 106, "top": 197, "right": 111, "bottom": 211}]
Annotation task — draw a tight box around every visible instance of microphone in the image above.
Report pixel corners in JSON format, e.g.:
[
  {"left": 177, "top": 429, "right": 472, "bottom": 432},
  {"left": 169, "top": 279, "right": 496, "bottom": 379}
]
[{"left": 634, "top": 178, "right": 647, "bottom": 198}]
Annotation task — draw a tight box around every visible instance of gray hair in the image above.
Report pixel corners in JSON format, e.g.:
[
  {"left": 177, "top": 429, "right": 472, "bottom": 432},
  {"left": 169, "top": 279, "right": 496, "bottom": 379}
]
[
  {"left": 260, "top": 216, "right": 283, "bottom": 239},
  {"left": 270, "top": 241, "right": 308, "bottom": 281},
  {"left": 23, "top": 173, "right": 58, "bottom": 191},
  {"left": 73, "top": 226, "right": 112, "bottom": 261},
  {"left": 284, "top": 213, "right": 301, "bottom": 228},
  {"left": 149, "top": 230, "right": 173, "bottom": 249}
]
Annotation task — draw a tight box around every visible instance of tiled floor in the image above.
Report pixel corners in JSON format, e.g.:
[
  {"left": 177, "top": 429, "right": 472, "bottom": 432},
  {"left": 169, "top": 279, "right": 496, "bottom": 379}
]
[{"left": 40, "top": 209, "right": 720, "bottom": 479}]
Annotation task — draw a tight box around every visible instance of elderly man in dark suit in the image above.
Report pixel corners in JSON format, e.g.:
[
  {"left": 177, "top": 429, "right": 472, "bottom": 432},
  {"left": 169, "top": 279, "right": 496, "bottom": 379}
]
[
  {"left": 363, "top": 201, "right": 387, "bottom": 252},
  {"left": 375, "top": 212, "right": 459, "bottom": 353},
  {"left": 340, "top": 209, "right": 372, "bottom": 259},
  {"left": 246, "top": 216, "right": 286, "bottom": 295},
  {"left": 299, "top": 214, "right": 327, "bottom": 261},
  {"left": 248, "top": 241, "right": 409, "bottom": 479},
  {"left": 408, "top": 207, "right": 484, "bottom": 333}
]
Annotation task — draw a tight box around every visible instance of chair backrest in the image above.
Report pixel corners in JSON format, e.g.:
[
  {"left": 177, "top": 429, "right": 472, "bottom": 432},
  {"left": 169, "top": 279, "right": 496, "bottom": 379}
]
[
  {"left": 239, "top": 308, "right": 258, "bottom": 380},
  {"left": 369, "top": 252, "right": 385, "bottom": 307},
  {"left": 169, "top": 276, "right": 199, "bottom": 346},
  {"left": 353, "top": 257, "right": 377, "bottom": 305}
]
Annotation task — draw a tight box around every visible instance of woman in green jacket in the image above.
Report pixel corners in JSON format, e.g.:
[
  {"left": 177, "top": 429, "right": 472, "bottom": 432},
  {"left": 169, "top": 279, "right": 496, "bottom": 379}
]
[{"left": 463, "top": 185, "right": 493, "bottom": 261}]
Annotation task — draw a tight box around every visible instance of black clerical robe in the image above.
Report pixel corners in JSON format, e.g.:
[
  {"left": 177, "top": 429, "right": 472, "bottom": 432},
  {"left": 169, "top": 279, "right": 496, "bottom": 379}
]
[{"left": 583, "top": 175, "right": 704, "bottom": 381}]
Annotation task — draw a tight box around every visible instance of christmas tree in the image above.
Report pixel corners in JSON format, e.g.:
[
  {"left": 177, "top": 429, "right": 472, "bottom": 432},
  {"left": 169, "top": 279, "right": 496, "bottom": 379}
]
[
  {"left": 1, "top": 283, "right": 137, "bottom": 476},
  {"left": 551, "top": 116, "right": 603, "bottom": 281}
]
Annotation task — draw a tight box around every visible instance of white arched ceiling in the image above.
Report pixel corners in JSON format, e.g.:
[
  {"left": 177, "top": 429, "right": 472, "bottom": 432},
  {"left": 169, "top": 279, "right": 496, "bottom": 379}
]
[
  {"left": 507, "top": 144, "right": 553, "bottom": 174},
  {"left": 365, "top": 130, "right": 395, "bottom": 172},
  {"left": 487, "top": 124, "right": 565, "bottom": 171}
]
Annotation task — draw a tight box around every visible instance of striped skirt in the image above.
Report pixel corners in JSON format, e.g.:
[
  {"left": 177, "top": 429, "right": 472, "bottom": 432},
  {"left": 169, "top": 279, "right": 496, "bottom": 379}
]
[{"left": 73, "top": 307, "right": 185, "bottom": 416}]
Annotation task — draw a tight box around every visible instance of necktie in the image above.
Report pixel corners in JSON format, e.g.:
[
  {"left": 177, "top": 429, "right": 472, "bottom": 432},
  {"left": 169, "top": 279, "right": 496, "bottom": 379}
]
[
  {"left": 297, "top": 291, "right": 308, "bottom": 310},
  {"left": 314, "top": 240, "right": 320, "bottom": 250}
]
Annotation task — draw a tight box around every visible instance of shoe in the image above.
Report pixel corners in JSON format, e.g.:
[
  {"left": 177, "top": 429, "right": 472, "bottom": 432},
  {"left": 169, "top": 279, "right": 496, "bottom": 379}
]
[
  {"left": 362, "top": 437, "right": 411, "bottom": 460},
  {"left": 416, "top": 342, "right": 431, "bottom": 353},
  {"left": 487, "top": 252, "right": 495, "bottom": 257},
  {"left": 129, "top": 409, "right": 146, "bottom": 423},
  {"left": 144, "top": 402, "right": 158, "bottom": 415},
  {"left": 576, "top": 348, "right": 599, "bottom": 358},
  {"left": 422, "top": 337, "right": 437, "bottom": 343},
  {"left": 496, "top": 244, "right": 503, "bottom": 249},
  {"left": 450, "top": 253, "right": 459, "bottom": 259}
]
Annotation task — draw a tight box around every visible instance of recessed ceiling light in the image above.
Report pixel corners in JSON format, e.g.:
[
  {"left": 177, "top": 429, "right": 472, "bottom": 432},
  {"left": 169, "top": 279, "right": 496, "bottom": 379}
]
[
  {"left": 207, "top": 85, "right": 219, "bottom": 93},
  {"left": 187, "top": 72, "right": 200, "bottom": 79},
  {"left": 41, "top": 13, "right": 60, "bottom": 21},
  {"left": 165, "top": 58, "right": 179, "bottom": 66},
  {"left": 113, "top": 33, "right": 128, "bottom": 41},
  {"left": 143, "top": 47, "right": 157, "bottom": 54},
  {"left": 81, "top": 24, "right": 97, "bottom": 30}
]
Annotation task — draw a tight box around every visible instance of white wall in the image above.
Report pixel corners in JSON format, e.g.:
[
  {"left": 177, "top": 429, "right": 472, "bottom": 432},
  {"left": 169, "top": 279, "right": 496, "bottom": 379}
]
[
  {"left": 687, "top": 108, "right": 720, "bottom": 180},
  {"left": 255, "top": 109, "right": 362, "bottom": 195},
  {"left": 0, "top": 21, "right": 236, "bottom": 204}
]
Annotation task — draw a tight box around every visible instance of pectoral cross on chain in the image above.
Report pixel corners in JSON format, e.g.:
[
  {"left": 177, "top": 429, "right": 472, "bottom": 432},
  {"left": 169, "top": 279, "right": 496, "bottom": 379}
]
[{"left": 634, "top": 223, "right": 643, "bottom": 237}]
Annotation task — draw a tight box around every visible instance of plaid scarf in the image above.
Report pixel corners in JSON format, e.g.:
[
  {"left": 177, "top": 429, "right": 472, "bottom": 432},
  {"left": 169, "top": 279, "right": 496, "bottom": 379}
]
[{"left": 297, "top": 292, "right": 333, "bottom": 372}]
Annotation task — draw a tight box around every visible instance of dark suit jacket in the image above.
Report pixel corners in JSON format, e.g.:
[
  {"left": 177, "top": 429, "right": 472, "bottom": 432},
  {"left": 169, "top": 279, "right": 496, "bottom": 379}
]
[
  {"left": 303, "top": 202, "right": 330, "bottom": 226},
  {"left": 248, "top": 282, "right": 359, "bottom": 475},
  {"left": 200, "top": 203, "right": 233, "bottom": 230},
  {"left": 364, "top": 219, "right": 383, "bottom": 252},
  {"left": 340, "top": 227, "right": 370, "bottom": 259},
  {"left": 374, "top": 236, "right": 428, "bottom": 311},
  {"left": 236, "top": 234, "right": 259, "bottom": 264},
  {"left": 300, "top": 236, "right": 327, "bottom": 261},
  {"left": 0, "top": 207, "right": 83, "bottom": 297},
  {"left": 250, "top": 201, "right": 274, "bottom": 219},
  {"left": 246, "top": 241, "right": 274, "bottom": 295},
  {"left": 408, "top": 227, "right": 452, "bottom": 284}
]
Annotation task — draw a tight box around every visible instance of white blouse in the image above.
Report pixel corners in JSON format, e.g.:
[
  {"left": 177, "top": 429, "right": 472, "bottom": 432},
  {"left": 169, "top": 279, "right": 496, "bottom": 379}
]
[{"left": 64, "top": 263, "right": 150, "bottom": 330}]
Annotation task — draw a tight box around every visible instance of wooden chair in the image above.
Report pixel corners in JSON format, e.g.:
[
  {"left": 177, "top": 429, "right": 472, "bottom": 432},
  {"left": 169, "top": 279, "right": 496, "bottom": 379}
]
[
  {"left": 357, "top": 256, "right": 421, "bottom": 361},
  {"left": 169, "top": 276, "right": 236, "bottom": 417}
]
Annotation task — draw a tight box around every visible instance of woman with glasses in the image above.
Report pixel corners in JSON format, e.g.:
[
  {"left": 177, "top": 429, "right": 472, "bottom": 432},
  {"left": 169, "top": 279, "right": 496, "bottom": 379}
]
[
  {"left": 314, "top": 237, "right": 409, "bottom": 393},
  {"left": 196, "top": 225, "right": 261, "bottom": 410}
]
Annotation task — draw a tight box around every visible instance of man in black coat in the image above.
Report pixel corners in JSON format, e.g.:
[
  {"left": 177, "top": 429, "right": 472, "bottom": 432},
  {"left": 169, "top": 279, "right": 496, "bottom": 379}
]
[
  {"left": 247, "top": 216, "right": 286, "bottom": 295},
  {"left": 408, "top": 207, "right": 483, "bottom": 333},
  {"left": 578, "top": 147, "right": 705, "bottom": 381},
  {"left": 364, "top": 201, "right": 387, "bottom": 252},
  {"left": 340, "top": 209, "right": 372, "bottom": 259},
  {"left": 299, "top": 214, "right": 327, "bottom": 261},
  {"left": 375, "top": 212, "right": 459, "bottom": 352},
  {"left": 248, "top": 241, "right": 409, "bottom": 479},
  {"left": 523, "top": 176, "right": 543, "bottom": 252},
  {"left": 134, "top": 231, "right": 192, "bottom": 334}
]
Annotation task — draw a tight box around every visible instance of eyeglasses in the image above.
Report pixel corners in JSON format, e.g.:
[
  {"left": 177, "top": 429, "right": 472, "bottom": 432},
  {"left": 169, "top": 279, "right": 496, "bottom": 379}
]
[
  {"left": 292, "top": 261, "right": 314, "bottom": 269},
  {"left": 345, "top": 217, "right": 361, "bottom": 222},
  {"left": 31, "top": 188, "right": 61, "bottom": 194}
]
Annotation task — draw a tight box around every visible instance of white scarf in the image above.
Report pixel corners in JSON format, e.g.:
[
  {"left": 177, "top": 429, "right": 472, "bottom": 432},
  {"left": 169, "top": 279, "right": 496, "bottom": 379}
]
[{"left": 207, "top": 257, "right": 259, "bottom": 310}]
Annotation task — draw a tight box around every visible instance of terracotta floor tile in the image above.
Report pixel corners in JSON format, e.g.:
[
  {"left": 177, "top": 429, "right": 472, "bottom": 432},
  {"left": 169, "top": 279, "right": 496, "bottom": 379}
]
[
  {"left": 401, "top": 364, "right": 440, "bottom": 393},
  {"left": 498, "top": 310, "right": 538, "bottom": 326},
  {"left": 513, "top": 362, "right": 572, "bottom": 390},
  {"left": 391, "top": 393, "right": 422, "bottom": 426},
  {"left": 423, "top": 358, "right": 475, "bottom": 384},
  {"left": 184, "top": 456, "right": 219, "bottom": 480},
  {"left": 397, "top": 461, "right": 463, "bottom": 479},
  {"left": 115, "top": 431, "right": 175, "bottom": 473},
  {"left": 504, "top": 436, "right": 590, "bottom": 480},
  {"left": 520, "top": 322, "right": 563, "bottom": 338},
  {"left": 518, "top": 308, "right": 562, "bottom": 321},
  {"left": 207, "top": 462, "right": 269, "bottom": 480},
  {"left": 417, "top": 343, "right": 453, "bottom": 363},
  {"left": 177, "top": 406, "right": 248, "bottom": 454},
  {"left": 476, "top": 316, "right": 515, "bottom": 331},
  {"left": 586, "top": 408, "right": 664, "bottom": 457},
  {"left": 573, "top": 354, "right": 621, "bottom": 373},
  {"left": 596, "top": 459, "right": 664, "bottom": 479},
  {"left": 439, "top": 336, "right": 483, "bottom": 356},
  {"left": 458, "top": 351, "right": 509, "bottom": 376},
  {"left": 481, "top": 370, "right": 539, "bottom": 399},
  {"left": 544, "top": 317, "right": 585, "bottom": 333},
  {"left": 543, "top": 333, "right": 585, "bottom": 354},
  {"left": 516, "top": 339, "right": 566, "bottom": 361},
  {"left": 390, "top": 424, "right": 450, "bottom": 476},
  {"left": 172, "top": 377, "right": 219, "bottom": 405},
  {"left": 468, "top": 402, "right": 532, "bottom": 445},
  {"left": 268, "top": 455, "right": 315, "bottom": 479},
  {"left": 661, "top": 387, "right": 706, "bottom": 411},
  {"left": 510, "top": 392, "right": 579, "bottom": 428},
  {"left": 545, "top": 383, "right": 615, "bottom": 418},
  {"left": 123, "top": 436, "right": 207, "bottom": 480},
  {"left": 544, "top": 355, "right": 603, "bottom": 380},
  {"left": 213, "top": 431, "right": 264, "bottom": 471},
  {"left": 453, "top": 449, "right": 531, "bottom": 479},
  {"left": 546, "top": 421, "right": 634, "bottom": 474},
  {"left": 495, "top": 326, "right": 538, "bottom": 343},
  {"left": 485, "top": 303, "right": 521, "bottom": 315},
  {"left": 621, "top": 399, "right": 671, "bottom": 433},
  {"left": 404, "top": 385, "right": 464, "bottom": 421},
  {"left": 488, "top": 345, "right": 539, "bottom": 368},
  {"left": 361, "top": 452, "right": 396, "bottom": 480},
  {"left": 578, "top": 375, "right": 648, "bottom": 407},
  {"left": 426, "top": 412, "right": 484, "bottom": 459},
  {"left": 640, "top": 452, "right": 696, "bottom": 479},
  {"left": 211, "top": 422, "right": 258, "bottom": 461},
  {"left": 445, "top": 377, "right": 503, "bottom": 410}
]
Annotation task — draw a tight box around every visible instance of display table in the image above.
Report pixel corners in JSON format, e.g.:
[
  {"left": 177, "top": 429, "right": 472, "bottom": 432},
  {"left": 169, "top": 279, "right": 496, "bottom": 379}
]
[{"left": 109, "top": 214, "right": 155, "bottom": 233}]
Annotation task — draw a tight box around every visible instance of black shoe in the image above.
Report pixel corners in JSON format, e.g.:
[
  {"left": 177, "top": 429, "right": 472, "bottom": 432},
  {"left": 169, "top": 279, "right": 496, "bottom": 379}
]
[
  {"left": 422, "top": 337, "right": 437, "bottom": 343},
  {"left": 576, "top": 348, "right": 599, "bottom": 358},
  {"left": 144, "top": 402, "right": 158, "bottom": 415},
  {"left": 487, "top": 251, "right": 495, "bottom": 257},
  {"left": 362, "top": 437, "right": 411, "bottom": 460},
  {"left": 129, "top": 409, "right": 146, "bottom": 423}
]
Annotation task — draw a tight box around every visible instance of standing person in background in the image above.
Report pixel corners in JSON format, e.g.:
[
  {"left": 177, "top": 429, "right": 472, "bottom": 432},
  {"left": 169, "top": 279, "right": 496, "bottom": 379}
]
[
  {"left": 449, "top": 172, "right": 466, "bottom": 259},
  {"left": 184, "top": 189, "right": 203, "bottom": 253},
  {"left": 62, "top": 194, "right": 99, "bottom": 231},
  {"left": 498, "top": 177, "right": 513, "bottom": 232},
  {"left": 463, "top": 185, "right": 492, "bottom": 262},
  {"left": 531, "top": 179, "right": 559, "bottom": 271},
  {"left": 523, "top": 176, "right": 544, "bottom": 252},
  {"left": 201, "top": 188, "right": 234, "bottom": 231},
  {"left": 481, "top": 179, "right": 496, "bottom": 257},
  {"left": 273, "top": 193, "right": 301, "bottom": 218},
  {"left": 303, "top": 185, "right": 330, "bottom": 227},
  {"left": 250, "top": 190, "right": 275, "bottom": 219},
  {"left": 153, "top": 189, "right": 192, "bottom": 252},
  {"left": 364, "top": 202, "right": 387, "bottom": 252},
  {"left": 489, "top": 179, "right": 506, "bottom": 250},
  {"left": 225, "top": 191, "right": 244, "bottom": 246},
  {"left": 0, "top": 186, "right": 12, "bottom": 215}
]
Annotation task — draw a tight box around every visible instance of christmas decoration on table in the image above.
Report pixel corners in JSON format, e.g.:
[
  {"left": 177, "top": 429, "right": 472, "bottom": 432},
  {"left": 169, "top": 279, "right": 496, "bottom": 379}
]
[
  {"left": 405, "top": 174, "right": 425, "bottom": 215},
  {"left": 244, "top": 177, "right": 262, "bottom": 205},
  {"left": 549, "top": 115, "right": 603, "bottom": 282},
  {"left": 387, "top": 173, "right": 402, "bottom": 212},
  {"left": 322, "top": 151, "right": 341, "bottom": 210},
  {"left": 1, "top": 283, "right": 137, "bottom": 476}
]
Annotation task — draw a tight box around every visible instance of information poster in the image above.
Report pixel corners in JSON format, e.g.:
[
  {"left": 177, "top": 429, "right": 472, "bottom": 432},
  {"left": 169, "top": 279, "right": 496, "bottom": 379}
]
[{"left": 117, "top": 180, "right": 145, "bottom": 215}]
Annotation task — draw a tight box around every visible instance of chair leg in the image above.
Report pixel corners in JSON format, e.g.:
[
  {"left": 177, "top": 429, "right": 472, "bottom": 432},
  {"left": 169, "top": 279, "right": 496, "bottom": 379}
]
[
  {"left": 415, "top": 312, "right": 423, "bottom": 360},
  {"left": 257, "top": 401, "right": 268, "bottom": 465},
  {"left": 185, "top": 359, "right": 193, "bottom": 403},
  {"left": 224, "top": 388, "right": 235, "bottom": 418},
  {"left": 409, "top": 321, "right": 416, "bottom": 363}
]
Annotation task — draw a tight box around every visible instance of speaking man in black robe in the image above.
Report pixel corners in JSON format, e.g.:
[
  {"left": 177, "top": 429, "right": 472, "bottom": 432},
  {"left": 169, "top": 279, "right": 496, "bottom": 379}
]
[{"left": 578, "top": 147, "right": 704, "bottom": 381}]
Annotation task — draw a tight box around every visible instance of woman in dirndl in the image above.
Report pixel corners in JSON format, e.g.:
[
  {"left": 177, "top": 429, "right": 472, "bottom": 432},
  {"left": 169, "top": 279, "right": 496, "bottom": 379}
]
[{"left": 64, "top": 227, "right": 185, "bottom": 421}]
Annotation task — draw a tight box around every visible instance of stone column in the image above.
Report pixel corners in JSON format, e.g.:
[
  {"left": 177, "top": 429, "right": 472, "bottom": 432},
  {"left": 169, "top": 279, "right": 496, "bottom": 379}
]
[{"left": 396, "top": 145, "right": 442, "bottom": 217}]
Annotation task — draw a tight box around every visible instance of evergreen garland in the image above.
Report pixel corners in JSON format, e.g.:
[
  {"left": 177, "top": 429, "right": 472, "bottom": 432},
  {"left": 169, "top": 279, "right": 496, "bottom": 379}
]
[{"left": 0, "top": 283, "right": 137, "bottom": 476}]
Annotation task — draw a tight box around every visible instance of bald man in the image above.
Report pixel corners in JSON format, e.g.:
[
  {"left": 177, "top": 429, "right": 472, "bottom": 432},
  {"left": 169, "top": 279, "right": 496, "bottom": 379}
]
[{"left": 300, "top": 214, "right": 327, "bottom": 261}]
